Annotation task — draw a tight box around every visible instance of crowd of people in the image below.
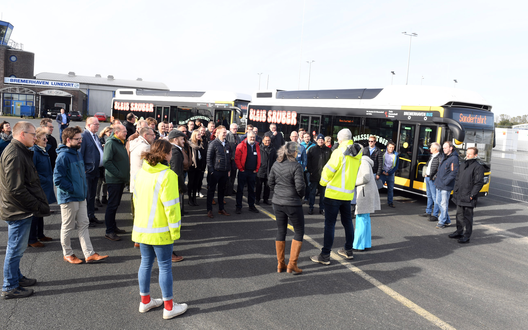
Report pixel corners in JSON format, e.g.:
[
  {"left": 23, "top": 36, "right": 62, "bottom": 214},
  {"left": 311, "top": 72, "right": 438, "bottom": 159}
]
[{"left": 0, "top": 114, "right": 485, "bottom": 320}]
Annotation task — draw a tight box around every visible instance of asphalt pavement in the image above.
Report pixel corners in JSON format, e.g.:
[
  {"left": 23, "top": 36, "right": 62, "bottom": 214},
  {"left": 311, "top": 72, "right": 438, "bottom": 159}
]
[{"left": 0, "top": 117, "right": 527, "bottom": 329}]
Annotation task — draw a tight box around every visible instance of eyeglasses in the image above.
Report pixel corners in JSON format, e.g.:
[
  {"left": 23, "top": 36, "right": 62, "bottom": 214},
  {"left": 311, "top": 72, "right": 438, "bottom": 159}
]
[
  {"left": 72, "top": 137, "right": 83, "bottom": 141},
  {"left": 369, "top": 140, "right": 376, "bottom": 143},
  {"left": 47, "top": 125, "right": 54, "bottom": 129},
  {"left": 24, "top": 131, "right": 36, "bottom": 136}
]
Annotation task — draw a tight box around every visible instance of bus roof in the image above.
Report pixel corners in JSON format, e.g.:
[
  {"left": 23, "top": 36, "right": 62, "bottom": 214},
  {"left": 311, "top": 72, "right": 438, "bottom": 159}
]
[
  {"left": 251, "top": 85, "right": 491, "bottom": 111},
  {"left": 115, "top": 89, "right": 251, "bottom": 103}
]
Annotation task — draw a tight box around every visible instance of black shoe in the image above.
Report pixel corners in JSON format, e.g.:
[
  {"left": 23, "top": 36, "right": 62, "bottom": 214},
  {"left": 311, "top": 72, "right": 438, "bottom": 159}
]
[
  {"left": 458, "top": 237, "right": 470, "bottom": 244},
  {"left": 308, "top": 209, "right": 314, "bottom": 215},
  {"left": 88, "top": 222, "right": 97, "bottom": 228},
  {"left": 1, "top": 287, "right": 34, "bottom": 299},
  {"left": 188, "top": 200, "right": 194, "bottom": 207},
  {"left": 114, "top": 228, "right": 126, "bottom": 234},
  {"left": 96, "top": 198, "right": 103, "bottom": 207},
  {"left": 101, "top": 197, "right": 108, "bottom": 204},
  {"left": 255, "top": 200, "right": 260, "bottom": 205},
  {"left": 263, "top": 200, "right": 272, "bottom": 205},
  {"left": 19, "top": 276, "right": 37, "bottom": 287},
  {"left": 388, "top": 203, "right": 395, "bottom": 208},
  {"left": 449, "top": 232, "right": 463, "bottom": 239},
  {"left": 90, "top": 217, "right": 104, "bottom": 224},
  {"left": 319, "top": 209, "right": 324, "bottom": 215},
  {"left": 105, "top": 233, "right": 122, "bottom": 241},
  {"left": 338, "top": 249, "right": 354, "bottom": 259},
  {"left": 249, "top": 207, "right": 260, "bottom": 213},
  {"left": 235, "top": 208, "right": 242, "bottom": 214},
  {"left": 310, "top": 254, "right": 331, "bottom": 265},
  {"left": 429, "top": 215, "right": 438, "bottom": 222}
]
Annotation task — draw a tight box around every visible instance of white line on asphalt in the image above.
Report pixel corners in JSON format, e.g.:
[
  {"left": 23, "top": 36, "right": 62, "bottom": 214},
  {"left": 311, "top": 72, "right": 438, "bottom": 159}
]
[{"left": 256, "top": 205, "right": 456, "bottom": 330}]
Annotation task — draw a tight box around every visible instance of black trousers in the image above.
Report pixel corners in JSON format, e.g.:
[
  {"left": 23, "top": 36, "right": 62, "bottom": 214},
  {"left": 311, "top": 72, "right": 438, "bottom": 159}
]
[
  {"left": 105, "top": 183, "right": 124, "bottom": 234},
  {"left": 255, "top": 176, "right": 270, "bottom": 202},
  {"left": 455, "top": 205, "right": 474, "bottom": 238},
  {"left": 274, "top": 204, "right": 305, "bottom": 242},
  {"left": 207, "top": 170, "right": 229, "bottom": 211},
  {"left": 86, "top": 170, "right": 99, "bottom": 219},
  {"left": 188, "top": 169, "right": 204, "bottom": 199},
  {"left": 236, "top": 171, "right": 256, "bottom": 209},
  {"left": 28, "top": 216, "right": 44, "bottom": 244}
]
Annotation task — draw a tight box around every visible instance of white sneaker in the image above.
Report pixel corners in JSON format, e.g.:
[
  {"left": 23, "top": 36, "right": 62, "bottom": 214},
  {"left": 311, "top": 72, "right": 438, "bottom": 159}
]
[
  {"left": 139, "top": 298, "right": 163, "bottom": 313},
  {"left": 198, "top": 192, "right": 204, "bottom": 198},
  {"left": 163, "top": 302, "right": 188, "bottom": 319}
]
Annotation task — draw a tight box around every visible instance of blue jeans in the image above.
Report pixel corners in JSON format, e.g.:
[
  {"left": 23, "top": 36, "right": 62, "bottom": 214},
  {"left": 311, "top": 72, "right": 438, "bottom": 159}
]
[
  {"left": 138, "top": 244, "right": 173, "bottom": 300},
  {"left": 3, "top": 217, "right": 32, "bottom": 291},
  {"left": 321, "top": 198, "right": 354, "bottom": 255},
  {"left": 308, "top": 182, "right": 325, "bottom": 211},
  {"left": 380, "top": 173, "right": 395, "bottom": 204},
  {"left": 425, "top": 177, "right": 439, "bottom": 216},
  {"left": 435, "top": 189, "right": 451, "bottom": 225}
]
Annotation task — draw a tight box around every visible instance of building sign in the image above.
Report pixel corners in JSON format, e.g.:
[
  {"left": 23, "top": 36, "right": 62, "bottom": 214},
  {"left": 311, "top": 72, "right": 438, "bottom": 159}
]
[
  {"left": 4, "top": 77, "right": 80, "bottom": 89},
  {"left": 114, "top": 101, "right": 154, "bottom": 112},
  {"left": 39, "top": 90, "right": 73, "bottom": 97},
  {"left": 248, "top": 108, "right": 298, "bottom": 126}
]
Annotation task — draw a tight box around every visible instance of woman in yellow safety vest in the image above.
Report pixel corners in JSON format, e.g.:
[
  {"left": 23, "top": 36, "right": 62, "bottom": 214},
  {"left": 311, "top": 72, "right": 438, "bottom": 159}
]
[{"left": 132, "top": 139, "right": 188, "bottom": 320}]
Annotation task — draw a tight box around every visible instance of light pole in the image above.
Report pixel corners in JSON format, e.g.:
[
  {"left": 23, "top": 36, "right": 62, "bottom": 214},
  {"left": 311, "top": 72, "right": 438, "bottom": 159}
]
[
  {"left": 453, "top": 79, "right": 458, "bottom": 88},
  {"left": 257, "top": 73, "right": 263, "bottom": 90},
  {"left": 421, "top": 76, "right": 424, "bottom": 85},
  {"left": 306, "top": 60, "right": 315, "bottom": 90},
  {"left": 402, "top": 32, "right": 417, "bottom": 85},
  {"left": 391, "top": 71, "right": 395, "bottom": 85}
]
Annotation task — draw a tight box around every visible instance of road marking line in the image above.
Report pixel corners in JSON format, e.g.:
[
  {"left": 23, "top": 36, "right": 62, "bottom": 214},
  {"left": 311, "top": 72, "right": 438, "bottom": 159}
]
[{"left": 257, "top": 206, "right": 456, "bottom": 330}]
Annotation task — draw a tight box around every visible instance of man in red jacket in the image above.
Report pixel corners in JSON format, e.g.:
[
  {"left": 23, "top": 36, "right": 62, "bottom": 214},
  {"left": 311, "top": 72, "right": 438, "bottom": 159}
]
[{"left": 235, "top": 131, "right": 261, "bottom": 214}]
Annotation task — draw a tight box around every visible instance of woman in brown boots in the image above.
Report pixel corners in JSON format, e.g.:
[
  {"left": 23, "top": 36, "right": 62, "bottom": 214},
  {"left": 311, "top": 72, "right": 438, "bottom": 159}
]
[{"left": 268, "top": 141, "right": 305, "bottom": 275}]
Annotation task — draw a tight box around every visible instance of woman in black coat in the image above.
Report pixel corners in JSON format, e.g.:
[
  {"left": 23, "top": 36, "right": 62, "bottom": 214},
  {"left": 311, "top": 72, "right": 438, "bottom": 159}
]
[
  {"left": 268, "top": 142, "right": 305, "bottom": 275},
  {"left": 188, "top": 130, "right": 207, "bottom": 206}
]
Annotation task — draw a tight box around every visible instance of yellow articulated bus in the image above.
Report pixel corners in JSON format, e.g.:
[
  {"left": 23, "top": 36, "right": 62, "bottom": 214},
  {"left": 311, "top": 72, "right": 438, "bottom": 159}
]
[{"left": 247, "top": 85, "right": 493, "bottom": 197}]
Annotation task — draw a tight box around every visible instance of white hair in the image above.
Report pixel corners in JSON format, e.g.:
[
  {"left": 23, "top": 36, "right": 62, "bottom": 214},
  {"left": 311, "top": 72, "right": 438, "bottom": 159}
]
[
  {"left": 247, "top": 130, "right": 256, "bottom": 137},
  {"left": 337, "top": 129, "right": 352, "bottom": 142},
  {"left": 230, "top": 123, "right": 238, "bottom": 129}
]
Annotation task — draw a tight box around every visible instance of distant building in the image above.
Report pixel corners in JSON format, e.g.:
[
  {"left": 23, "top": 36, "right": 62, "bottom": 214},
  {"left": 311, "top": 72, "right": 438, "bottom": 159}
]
[{"left": 0, "top": 20, "right": 168, "bottom": 118}]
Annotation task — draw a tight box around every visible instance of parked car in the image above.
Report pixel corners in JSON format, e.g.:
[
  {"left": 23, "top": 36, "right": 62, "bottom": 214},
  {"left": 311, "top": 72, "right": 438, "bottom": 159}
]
[
  {"left": 46, "top": 107, "right": 62, "bottom": 119},
  {"left": 69, "top": 111, "right": 82, "bottom": 121},
  {"left": 94, "top": 112, "right": 107, "bottom": 122}
]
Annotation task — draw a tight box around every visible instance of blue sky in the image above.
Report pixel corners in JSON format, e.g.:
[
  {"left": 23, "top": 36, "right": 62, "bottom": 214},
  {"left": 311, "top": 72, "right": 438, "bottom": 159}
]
[{"left": 3, "top": 0, "right": 527, "bottom": 117}]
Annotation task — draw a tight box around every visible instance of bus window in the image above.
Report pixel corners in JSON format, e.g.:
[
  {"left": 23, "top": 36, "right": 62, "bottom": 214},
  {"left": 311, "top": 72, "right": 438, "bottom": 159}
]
[
  {"left": 416, "top": 126, "right": 437, "bottom": 180},
  {"left": 458, "top": 129, "right": 493, "bottom": 171},
  {"left": 333, "top": 116, "right": 360, "bottom": 141},
  {"left": 177, "top": 107, "right": 192, "bottom": 125},
  {"left": 215, "top": 109, "right": 231, "bottom": 127},
  {"left": 363, "top": 118, "right": 399, "bottom": 150},
  {"left": 155, "top": 106, "right": 163, "bottom": 124}
]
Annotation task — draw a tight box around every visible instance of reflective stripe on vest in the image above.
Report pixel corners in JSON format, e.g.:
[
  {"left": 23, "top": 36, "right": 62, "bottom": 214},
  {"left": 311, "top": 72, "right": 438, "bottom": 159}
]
[
  {"left": 133, "top": 220, "right": 181, "bottom": 234},
  {"left": 325, "top": 164, "right": 337, "bottom": 173}
]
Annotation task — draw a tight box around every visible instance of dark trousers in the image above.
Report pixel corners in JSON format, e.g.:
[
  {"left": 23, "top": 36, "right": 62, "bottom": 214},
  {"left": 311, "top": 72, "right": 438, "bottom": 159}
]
[
  {"left": 188, "top": 169, "right": 204, "bottom": 199},
  {"left": 304, "top": 172, "right": 310, "bottom": 200},
  {"left": 255, "top": 176, "right": 270, "bottom": 202},
  {"left": 105, "top": 183, "right": 124, "bottom": 234},
  {"left": 28, "top": 216, "right": 44, "bottom": 244},
  {"left": 225, "top": 160, "right": 237, "bottom": 196},
  {"left": 86, "top": 170, "right": 99, "bottom": 219},
  {"left": 322, "top": 197, "right": 354, "bottom": 255},
  {"left": 207, "top": 170, "right": 228, "bottom": 211},
  {"left": 455, "top": 205, "right": 474, "bottom": 238},
  {"left": 236, "top": 171, "right": 256, "bottom": 209},
  {"left": 308, "top": 182, "right": 325, "bottom": 211},
  {"left": 274, "top": 204, "right": 304, "bottom": 241}
]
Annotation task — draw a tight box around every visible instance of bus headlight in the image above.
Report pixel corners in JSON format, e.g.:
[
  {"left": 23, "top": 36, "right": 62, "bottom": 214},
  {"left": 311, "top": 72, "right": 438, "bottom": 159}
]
[{"left": 483, "top": 176, "right": 489, "bottom": 184}]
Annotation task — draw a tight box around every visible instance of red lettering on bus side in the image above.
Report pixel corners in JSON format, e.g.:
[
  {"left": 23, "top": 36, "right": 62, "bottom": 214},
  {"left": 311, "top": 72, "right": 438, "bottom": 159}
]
[
  {"left": 291, "top": 111, "right": 297, "bottom": 126},
  {"left": 267, "top": 110, "right": 272, "bottom": 123},
  {"left": 286, "top": 111, "right": 291, "bottom": 125},
  {"left": 272, "top": 110, "right": 276, "bottom": 123},
  {"left": 249, "top": 109, "right": 254, "bottom": 121}
]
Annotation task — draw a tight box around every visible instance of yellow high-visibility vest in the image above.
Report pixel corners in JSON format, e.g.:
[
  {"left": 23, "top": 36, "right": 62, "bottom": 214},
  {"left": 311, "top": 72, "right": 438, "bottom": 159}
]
[
  {"left": 320, "top": 140, "right": 362, "bottom": 201},
  {"left": 132, "top": 161, "right": 181, "bottom": 245}
]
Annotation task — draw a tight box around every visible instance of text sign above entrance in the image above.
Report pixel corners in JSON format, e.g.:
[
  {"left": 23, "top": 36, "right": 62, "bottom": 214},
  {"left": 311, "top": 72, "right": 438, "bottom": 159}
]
[{"left": 4, "top": 77, "right": 80, "bottom": 89}]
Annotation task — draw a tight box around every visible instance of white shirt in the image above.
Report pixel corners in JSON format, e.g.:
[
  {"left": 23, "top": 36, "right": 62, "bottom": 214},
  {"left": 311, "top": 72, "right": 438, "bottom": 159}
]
[{"left": 425, "top": 152, "right": 439, "bottom": 176}]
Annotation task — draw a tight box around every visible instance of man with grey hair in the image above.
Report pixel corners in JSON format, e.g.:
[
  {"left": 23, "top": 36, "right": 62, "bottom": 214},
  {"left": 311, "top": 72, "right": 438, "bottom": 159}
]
[
  {"left": 311, "top": 128, "right": 362, "bottom": 265},
  {"left": 421, "top": 142, "right": 442, "bottom": 221},
  {"left": 1, "top": 122, "right": 50, "bottom": 299},
  {"left": 226, "top": 123, "right": 241, "bottom": 195},
  {"left": 235, "top": 130, "right": 261, "bottom": 214}
]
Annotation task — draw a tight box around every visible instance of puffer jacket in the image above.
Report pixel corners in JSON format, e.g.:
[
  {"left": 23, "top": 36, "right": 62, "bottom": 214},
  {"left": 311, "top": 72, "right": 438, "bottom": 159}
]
[
  {"left": 452, "top": 158, "right": 484, "bottom": 207},
  {"left": 54, "top": 145, "right": 88, "bottom": 204},
  {"left": 268, "top": 159, "right": 305, "bottom": 206},
  {"left": 0, "top": 139, "right": 50, "bottom": 221},
  {"left": 30, "top": 145, "right": 57, "bottom": 205},
  {"left": 434, "top": 149, "right": 460, "bottom": 191},
  {"left": 206, "top": 139, "right": 231, "bottom": 172}
]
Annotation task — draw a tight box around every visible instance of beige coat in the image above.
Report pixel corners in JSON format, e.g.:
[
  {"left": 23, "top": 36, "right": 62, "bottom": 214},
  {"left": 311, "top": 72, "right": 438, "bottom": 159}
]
[{"left": 355, "top": 156, "right": 381, "bottom": 215}]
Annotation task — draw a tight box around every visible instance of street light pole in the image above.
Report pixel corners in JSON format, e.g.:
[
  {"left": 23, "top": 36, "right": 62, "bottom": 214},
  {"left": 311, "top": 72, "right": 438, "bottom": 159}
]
[
  {"left": 391, "top": 71, "right": 395, "bottom": 85},
  {"left": 402, "top": 32, "right": 417, "bottom": 85},
  {"left": 306, "top": 60, "right": 315, "bottom": 90},
  {"left": 257, "top": 73, "right": 263, "bottom": 90},
  {"left": 453, "top": 79, "right": 458, "bottom": 88}
]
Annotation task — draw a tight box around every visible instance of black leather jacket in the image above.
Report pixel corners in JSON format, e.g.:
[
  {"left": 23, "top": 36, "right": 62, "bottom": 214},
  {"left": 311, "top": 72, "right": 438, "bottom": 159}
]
[
  {"left": 268, "top": 159, "right": 305, "bottom": 206},
  {"left": 206, "top": 139, "right": 231, "bottom": 172}
]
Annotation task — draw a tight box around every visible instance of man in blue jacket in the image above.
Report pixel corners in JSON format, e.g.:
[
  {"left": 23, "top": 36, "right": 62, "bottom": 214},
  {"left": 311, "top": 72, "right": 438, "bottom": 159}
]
[
  {"left": 56, "top": 108, "right": 70, "bottom": 143},
  {"left": 54, "top": 126, "right": 108, "bottom": 264},
  {"left": 378, "top": 142, "right": 399, "bottom": 208},
  {"left": 434, "top": 141, "right": 459, "bottom": 229}
]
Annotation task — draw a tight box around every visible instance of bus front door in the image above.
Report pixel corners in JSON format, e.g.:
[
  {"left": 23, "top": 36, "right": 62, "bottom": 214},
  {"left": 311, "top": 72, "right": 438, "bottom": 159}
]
[
  {"left": 395, "top": 122, "right": 438, "bottom": 192},
  {"left": 299, "top": 115, "right": 321, "bottom": 138}
]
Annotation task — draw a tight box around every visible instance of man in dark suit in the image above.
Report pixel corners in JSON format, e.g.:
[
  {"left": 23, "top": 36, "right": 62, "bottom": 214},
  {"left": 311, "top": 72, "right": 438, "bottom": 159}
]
[
  {"left": 362, "top": 135, "right": 383, "bottom": 181},
  {"left": 56, "top": 108, "right": 70, "bottom": 143},
  {"left": 80, "top": 117, "right": 105, "bottom": 227}
]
